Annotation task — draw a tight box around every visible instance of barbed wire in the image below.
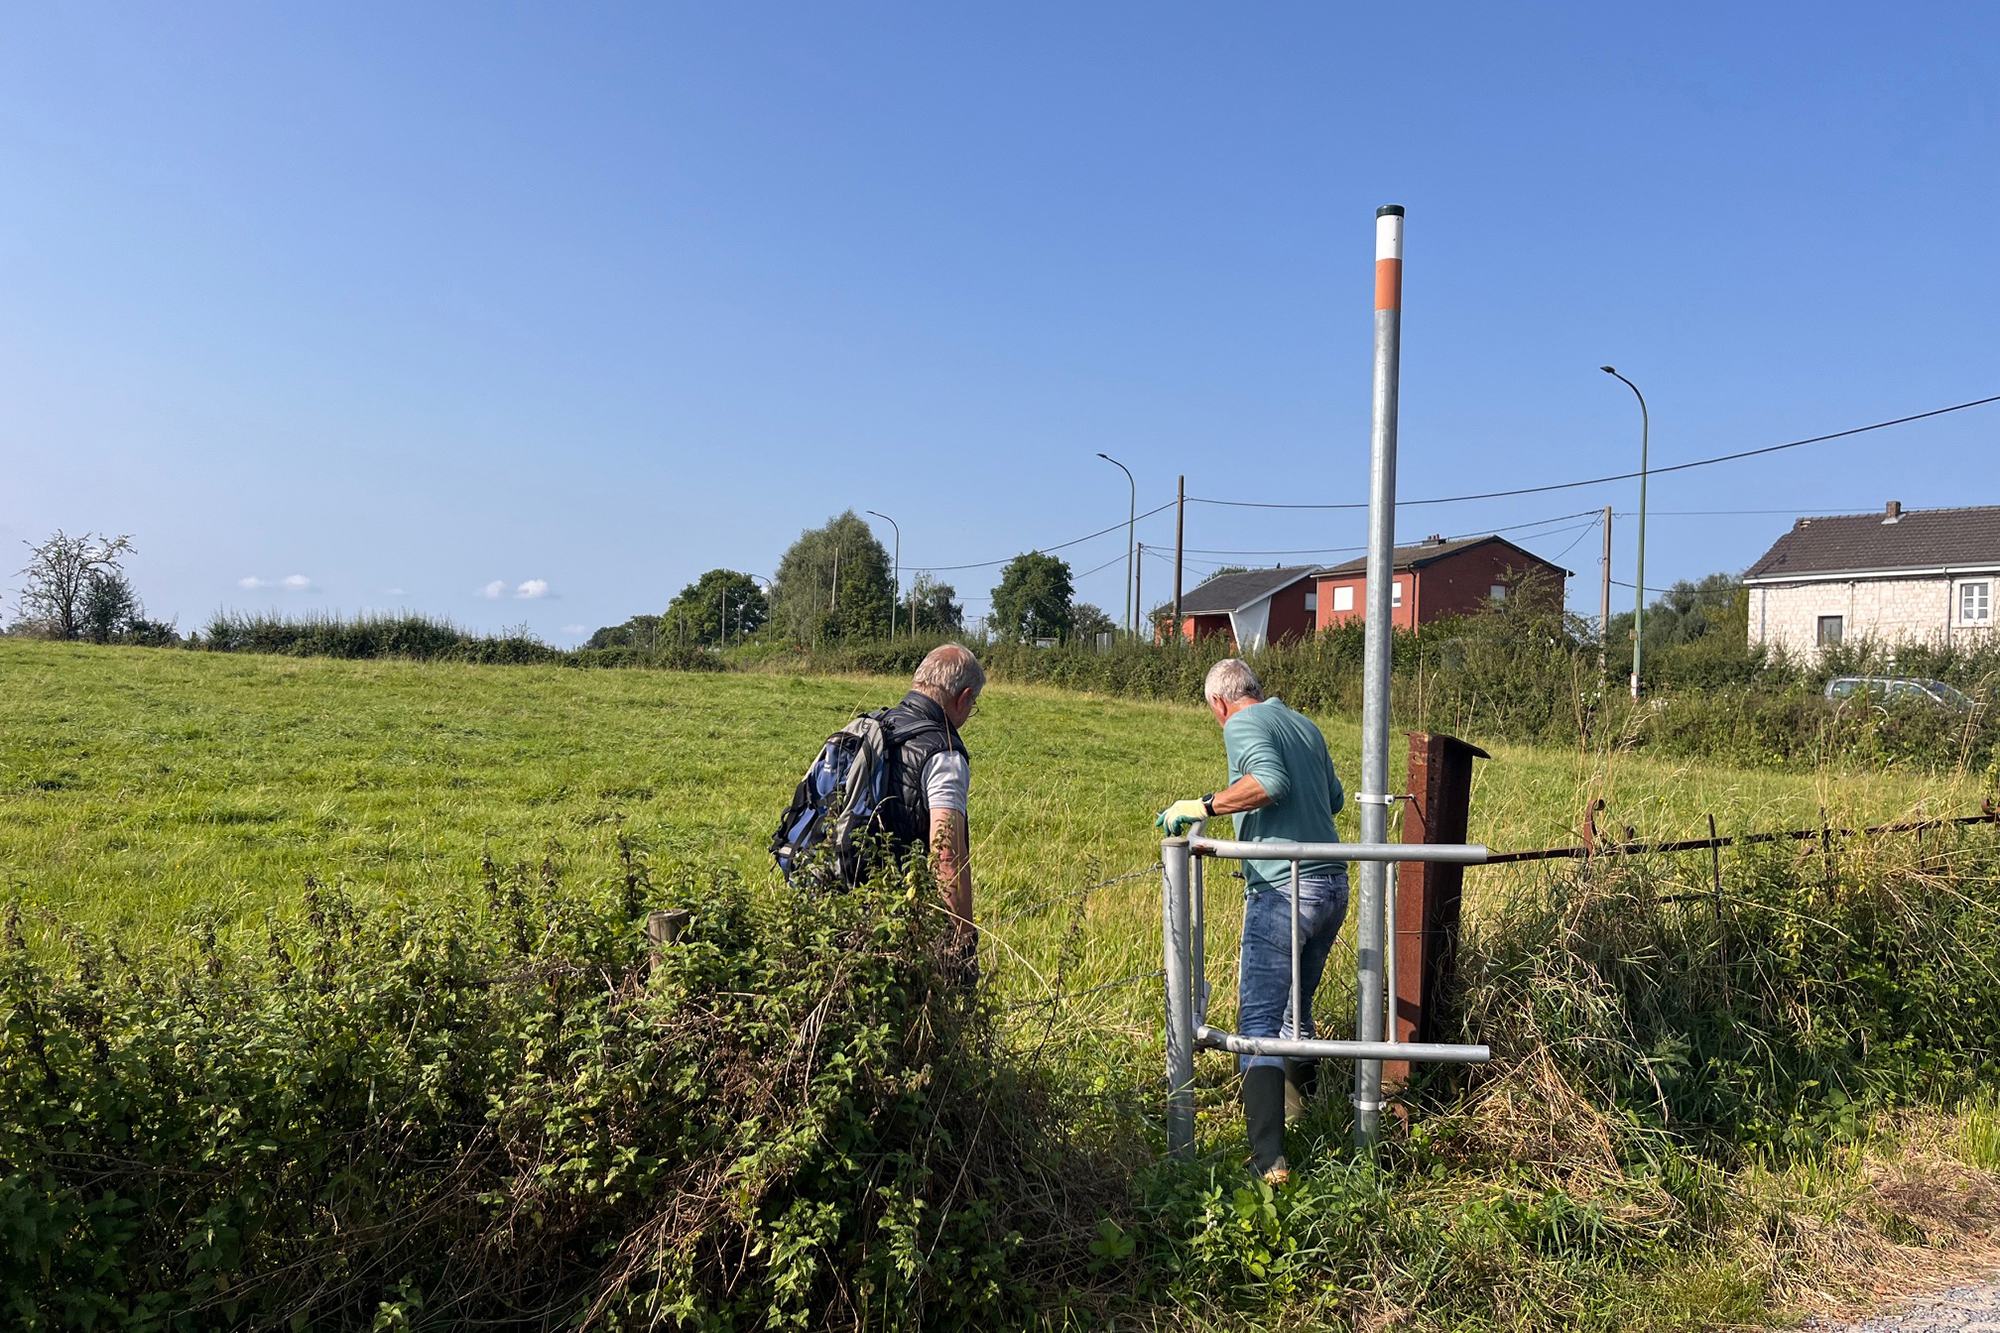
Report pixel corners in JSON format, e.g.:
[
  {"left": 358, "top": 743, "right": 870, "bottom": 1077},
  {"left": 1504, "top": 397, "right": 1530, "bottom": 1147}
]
[
  {"left": 989, "top": 865, "right": 1160, "bottom": 928},
  {"left": 1003, "top": 967, "right": 1164, "bottom": 1013}
]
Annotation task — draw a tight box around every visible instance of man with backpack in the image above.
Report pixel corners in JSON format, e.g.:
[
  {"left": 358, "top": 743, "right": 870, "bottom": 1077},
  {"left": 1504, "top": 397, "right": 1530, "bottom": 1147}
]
[{"left": 772, "top": 644, "right": 985, "bottom": 964}]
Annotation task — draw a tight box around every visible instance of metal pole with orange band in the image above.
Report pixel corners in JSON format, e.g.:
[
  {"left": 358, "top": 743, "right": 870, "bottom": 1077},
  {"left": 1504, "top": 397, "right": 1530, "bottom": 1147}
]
[{"left": 1351, "top": 204, "right": 1404, "bottom": 1152}]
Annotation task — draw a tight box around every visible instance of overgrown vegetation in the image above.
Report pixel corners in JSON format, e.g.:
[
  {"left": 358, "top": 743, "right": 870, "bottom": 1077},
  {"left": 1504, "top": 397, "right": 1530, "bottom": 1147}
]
[{"left": 196, "top": 610, "right": 722, "bottom": 670}]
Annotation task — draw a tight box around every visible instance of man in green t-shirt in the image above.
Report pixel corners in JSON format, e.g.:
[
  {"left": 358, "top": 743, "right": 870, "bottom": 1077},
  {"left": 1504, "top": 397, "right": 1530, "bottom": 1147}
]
[{"left": 1157, "top": 658, "right": 1349, "bottom": 1184}]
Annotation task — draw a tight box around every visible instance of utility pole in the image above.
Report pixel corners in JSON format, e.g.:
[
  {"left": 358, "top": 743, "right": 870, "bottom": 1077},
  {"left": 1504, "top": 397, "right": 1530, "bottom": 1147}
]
[
  {"left": 1134, "top": 543, "right": 1144, "bottom": 642},
  {"left": 1172, "top": 475, "right": 1185, "bottom": 644},
  {"left": 1352, "top": 203, "right": 1406, "bottom": 1154},
  {"left": 1598, "top": 506, "right": 1612, "bottom": 677},
  {"left": 830, "top": 547, "right": 840, "bottom": 613}
]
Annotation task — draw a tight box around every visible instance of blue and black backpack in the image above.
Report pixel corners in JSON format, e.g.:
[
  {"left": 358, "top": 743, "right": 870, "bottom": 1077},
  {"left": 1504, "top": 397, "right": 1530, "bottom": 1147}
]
[{"left": 770, "top": 711, "right": 894, "bottom": 887}]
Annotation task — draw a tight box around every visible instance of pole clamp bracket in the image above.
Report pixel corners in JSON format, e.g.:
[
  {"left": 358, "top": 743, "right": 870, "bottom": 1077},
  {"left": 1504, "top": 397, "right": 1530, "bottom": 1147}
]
[
  {"left": 1350, "top": 1097, "right": 1385, "bottom": 1115},
  {"left": 1354, "top": 792, "right": 1404, "bottom": 807}
]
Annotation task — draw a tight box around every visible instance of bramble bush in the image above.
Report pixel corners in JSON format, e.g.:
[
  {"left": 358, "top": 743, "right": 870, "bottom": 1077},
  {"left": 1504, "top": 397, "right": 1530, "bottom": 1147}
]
[{"left": 0, "top": 847, "right": 1124, "bottom": 1330}]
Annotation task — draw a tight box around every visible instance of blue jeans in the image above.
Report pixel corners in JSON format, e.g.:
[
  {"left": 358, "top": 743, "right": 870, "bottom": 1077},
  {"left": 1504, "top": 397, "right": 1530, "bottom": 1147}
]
[{"left": 1236, "top": 871, "right": 1350, "bottom": 1071}]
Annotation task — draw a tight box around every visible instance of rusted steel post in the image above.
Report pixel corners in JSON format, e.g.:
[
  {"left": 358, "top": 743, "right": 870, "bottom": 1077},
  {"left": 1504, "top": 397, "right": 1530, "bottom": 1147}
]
[{"left": 1384, "top": 732, "right": 1488, "bottom": 1091}]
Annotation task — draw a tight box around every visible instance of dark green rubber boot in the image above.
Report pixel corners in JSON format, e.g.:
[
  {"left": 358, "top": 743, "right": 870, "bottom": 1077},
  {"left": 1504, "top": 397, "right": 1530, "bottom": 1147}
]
[{"left": 1243, "top": 1065, "right": 1290, "bottom": 1180}]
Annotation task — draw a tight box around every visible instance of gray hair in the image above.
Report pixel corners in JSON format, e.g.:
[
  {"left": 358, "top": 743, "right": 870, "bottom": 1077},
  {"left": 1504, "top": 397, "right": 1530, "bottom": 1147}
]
[
  {"left": 1203, "top": 658, "right": 1264, "bottom": 704},
  {"left": 913, "top": 644, "right": 986, "bottom": 701}
]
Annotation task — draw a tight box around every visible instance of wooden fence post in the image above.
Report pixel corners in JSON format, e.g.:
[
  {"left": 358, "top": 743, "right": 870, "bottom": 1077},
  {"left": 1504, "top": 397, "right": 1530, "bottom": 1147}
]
[{"left": 1384, "top": 732, "right": 1488, "bottom": 1093}]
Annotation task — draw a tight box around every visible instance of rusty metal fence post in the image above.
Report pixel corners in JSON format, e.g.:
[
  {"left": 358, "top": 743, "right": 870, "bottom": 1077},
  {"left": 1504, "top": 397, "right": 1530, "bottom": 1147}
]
[{"left": 1385, "top": 732, "right": 1488, "bottom": 1091}]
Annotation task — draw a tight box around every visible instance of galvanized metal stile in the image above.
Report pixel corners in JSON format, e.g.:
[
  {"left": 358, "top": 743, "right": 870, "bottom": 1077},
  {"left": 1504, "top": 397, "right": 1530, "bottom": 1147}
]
[{"left": 1160, "top": 206, "right": 1490, "bottom": 1162}]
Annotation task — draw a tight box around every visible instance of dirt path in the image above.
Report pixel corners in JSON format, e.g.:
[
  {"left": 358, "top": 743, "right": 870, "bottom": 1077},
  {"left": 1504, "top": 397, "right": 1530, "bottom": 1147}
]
[{"left": 1803, "top": 1281, "right": 2000, "bottom": 1331}]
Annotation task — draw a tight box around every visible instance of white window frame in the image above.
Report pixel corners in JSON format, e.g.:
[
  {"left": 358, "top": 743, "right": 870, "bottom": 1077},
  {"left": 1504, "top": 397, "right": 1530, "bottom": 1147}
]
[
  {"left": 1817, "top": 614, "right": 1844, "bottom": 646},
  {"left": 1332, "top": 585, "right": 1354, "bottom": 612},
  {"left": 1960, "top": 580, "right": 1992, "bottom": 625},
  {"left": 1303, "top": 590, "right": 1318, "bottom": 613},
  {"left": 1489, "top": 584, "right": 1507, "bottom": 601},
  {"left": 1391, "top": 581, "right": 1404, "bottom": 608}
]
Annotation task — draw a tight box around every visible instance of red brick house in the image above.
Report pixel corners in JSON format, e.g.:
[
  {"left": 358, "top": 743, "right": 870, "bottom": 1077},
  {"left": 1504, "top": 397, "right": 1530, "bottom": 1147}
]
[
  {"left": 1313, "top": 535, "right": 1569, "bottom": 631},
  {"left": 1168, "top": 565, "right": 1318, "bottom": 649}
]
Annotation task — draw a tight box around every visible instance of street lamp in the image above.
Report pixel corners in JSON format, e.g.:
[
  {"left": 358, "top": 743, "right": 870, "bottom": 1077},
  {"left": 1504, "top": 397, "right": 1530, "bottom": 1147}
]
[
  {"left": 1601, "top": 366, "right": 1649, "bottom": 700},
  {"left": 1096, "top": 453, "right": 1136, "bottom": 636},
  {"left": 866, "top": 510, "right": 900, "bottom": 639}
]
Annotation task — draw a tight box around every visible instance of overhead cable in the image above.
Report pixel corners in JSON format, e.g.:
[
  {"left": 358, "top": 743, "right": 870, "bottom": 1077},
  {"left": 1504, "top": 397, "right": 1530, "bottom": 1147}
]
[
  {"left": 922, "top": 499, "right": 1177, "bottom": 572},
  {"left": 1186, "top": 394, "right": 2000, "bottom": 512}
]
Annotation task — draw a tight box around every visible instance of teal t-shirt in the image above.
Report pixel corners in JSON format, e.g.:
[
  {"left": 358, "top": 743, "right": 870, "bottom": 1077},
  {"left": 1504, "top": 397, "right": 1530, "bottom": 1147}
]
[{"left": 1221, "top": 697, "right": 1346, "bottom": 895}]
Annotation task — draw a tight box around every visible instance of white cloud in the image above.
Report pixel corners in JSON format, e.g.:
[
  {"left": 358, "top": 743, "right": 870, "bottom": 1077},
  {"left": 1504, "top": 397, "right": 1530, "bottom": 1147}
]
[
  {"left": 476, "top": 580, "right": 508, "bottom": 599},
  {"left": 514, "top": 579, "right": 550, "bottom": 600},
  {"left": 282, "top": 573, "right": 311, "bottom": 589},
  {"left": 561, "top": 624, "right": 586, "bottom": 635},
  {"left": 383, "top": 587, "right": 406, "bottom": 597},
  {"left": 239, "top": 574, "right": 317, "bottom": 592}
]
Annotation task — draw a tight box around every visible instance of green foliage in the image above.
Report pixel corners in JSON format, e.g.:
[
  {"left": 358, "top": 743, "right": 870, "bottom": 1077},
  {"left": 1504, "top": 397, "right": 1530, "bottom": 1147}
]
[
  {"left": 664, "top": 569, "right": 770, "bottom": 649},
  {"left": 770, "top": 512, "right": 894, "bottom": 646},
  {"left": 989, "top": 553, "right": 1075, "bottom": 641},
  {"left": 584, "top": 613, "right": 662, "bottom": 650},
  {"left": 906, "top": 574, "right": 962, "bottom": 635},
  {"left": 13, "top": 531, "right": 136, "bottom": 641},
  {"left": 0, "top": 853, "right": 1122, "bottom": 1329}
]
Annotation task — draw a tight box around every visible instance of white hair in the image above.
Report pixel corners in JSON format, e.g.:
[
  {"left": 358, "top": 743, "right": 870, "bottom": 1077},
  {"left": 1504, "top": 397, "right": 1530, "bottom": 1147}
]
[
  {"left": 1203, "top": 658, "right": 1263, "bottom": 704},
  {"left": 913, "top": 644, "right": 986, "bottom": 700}
]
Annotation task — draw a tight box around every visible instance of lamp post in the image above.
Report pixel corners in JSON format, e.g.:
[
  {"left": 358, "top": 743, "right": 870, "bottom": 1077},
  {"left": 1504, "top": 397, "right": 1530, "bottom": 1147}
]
[
  {"left": 1096, "top": 453, "right": 1136, "bottom": 636},
  {"left": 1600, "top": 366, "right": 1649, "bottom": 699},
  {"left": 866, "top": 510, "right": 901, "bottom": 639}
]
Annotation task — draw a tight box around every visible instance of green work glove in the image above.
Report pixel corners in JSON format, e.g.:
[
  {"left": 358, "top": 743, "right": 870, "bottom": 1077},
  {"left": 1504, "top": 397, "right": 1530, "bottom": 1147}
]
[{"left": 1155, "top": 798, "right": 1208, "bottom": 837}]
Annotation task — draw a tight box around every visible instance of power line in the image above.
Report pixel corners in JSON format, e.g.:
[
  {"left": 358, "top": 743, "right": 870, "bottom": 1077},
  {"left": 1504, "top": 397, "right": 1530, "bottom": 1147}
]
[
  {"left": 1171, "top": 507, "right": 1608, "bottom": 560},
  {"left": 1186, "top": 394, "right": 2000, "bottom": 512},
  {"left": 922, "top": 499, "right": 1177, "bottom": 572}
]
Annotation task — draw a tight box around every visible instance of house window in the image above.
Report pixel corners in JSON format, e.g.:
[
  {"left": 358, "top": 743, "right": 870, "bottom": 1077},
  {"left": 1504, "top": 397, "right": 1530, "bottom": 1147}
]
[
  {"left": 1391, "top": 581, "right": 1403, "bottom": 608},
  {"left": 1962, "top": 581, "right": 1992, "bottom": 624},
  {"left": 1304, "top": 590, "right": 1318, "bottom": 613},
  {"left": 1332, "top": 585, "right": 1354, "bottom": 612},
  {"left": 1817, "top": 615, "right": 1844, "bottom": 646},
  {"left": 1489, "top": 584, "right": 1507, "bottom": 601}
]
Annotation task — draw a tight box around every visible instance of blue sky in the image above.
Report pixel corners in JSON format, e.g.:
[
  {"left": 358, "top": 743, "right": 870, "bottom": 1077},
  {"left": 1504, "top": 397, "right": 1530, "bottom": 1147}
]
[{"left": 3, "top": 2, "right": 1994, "bottom": 642}]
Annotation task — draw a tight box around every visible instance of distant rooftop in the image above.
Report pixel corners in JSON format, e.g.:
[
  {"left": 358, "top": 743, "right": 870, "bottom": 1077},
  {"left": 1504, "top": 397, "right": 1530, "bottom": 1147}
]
[
  {"left": 1743, "top": 503, "right": 2000, "bottom": 581},
  {"left": 1313, "top": 534, "right": 1570, "bottom": 579},
  {"left": 1178, "top": 565, "right": 1317, "bottom": 615}
]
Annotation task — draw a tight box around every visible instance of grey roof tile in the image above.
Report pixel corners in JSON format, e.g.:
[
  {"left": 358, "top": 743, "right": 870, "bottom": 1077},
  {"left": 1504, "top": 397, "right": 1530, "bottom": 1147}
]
[
  {"left": 1742, "top": 505, "right": 2000, "bottom": 580},
  {"left": 1178, "top": 565, "right": 1318, "bottom": 615}
]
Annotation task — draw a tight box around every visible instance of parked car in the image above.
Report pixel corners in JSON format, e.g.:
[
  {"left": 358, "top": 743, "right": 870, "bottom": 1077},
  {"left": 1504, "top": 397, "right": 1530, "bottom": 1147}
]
[{"left": 1824, "top": 676, "right": 1976, "bottom": 710}]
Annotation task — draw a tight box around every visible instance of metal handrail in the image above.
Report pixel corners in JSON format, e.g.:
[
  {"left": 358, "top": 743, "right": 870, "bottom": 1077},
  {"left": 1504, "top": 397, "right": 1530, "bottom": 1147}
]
[{"left": 1162, "top": 829, "right": 1491, "bottom": 1158}]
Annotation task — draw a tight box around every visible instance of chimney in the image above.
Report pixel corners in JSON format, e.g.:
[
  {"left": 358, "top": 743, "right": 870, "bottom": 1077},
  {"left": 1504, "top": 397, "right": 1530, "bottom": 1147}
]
[
  {"left": 1424, "top": 533, "right": 1444, "bottom": 546},
  {"left": 1884, "top": 500, "right": 1903, "bottom": 523}
]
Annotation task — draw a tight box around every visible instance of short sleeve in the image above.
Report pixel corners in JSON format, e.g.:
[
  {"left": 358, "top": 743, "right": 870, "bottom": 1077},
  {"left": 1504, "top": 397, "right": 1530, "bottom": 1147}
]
[{"left": 923, "top": 751, "right": 969, "bottom": 814}]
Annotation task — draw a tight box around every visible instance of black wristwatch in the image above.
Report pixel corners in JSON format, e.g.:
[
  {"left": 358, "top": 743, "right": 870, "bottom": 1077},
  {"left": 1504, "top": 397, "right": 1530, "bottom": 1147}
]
[{"left": 1201, "top": 793, "right": 1216, "bottom": 817}]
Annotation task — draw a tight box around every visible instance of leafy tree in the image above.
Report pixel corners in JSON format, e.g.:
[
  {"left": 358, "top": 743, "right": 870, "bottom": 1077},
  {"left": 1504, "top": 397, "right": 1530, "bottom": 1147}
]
[
  {"left": 14, "top": 531, "right": 135, "bottom": 640},
  {"left": 80, "top": 570, "right": 140, "bottom": 644},
  {"left": 665, "top": 570, "right": 769, "bottom": 648},
  {"left": 1606, "top": 571, "right": 1747, "bottom": 667},
  {"left": 1070, "top": 602, "right": 1116, "bottom": 640},
  {"left": 1207, "top": 565, "right": 1252, "bottom": 580},
  {"left": 990, "top": 552, "right": 1074, "bottom": 641},
  {"left": 906, "top": 574, "right": 963, "bottom": 635},
  {"left": 770, "top": 512, "right": 893, "bottom": 645},
  {"left": 585, "top": 615, "right": 663, "bottom": 650}
]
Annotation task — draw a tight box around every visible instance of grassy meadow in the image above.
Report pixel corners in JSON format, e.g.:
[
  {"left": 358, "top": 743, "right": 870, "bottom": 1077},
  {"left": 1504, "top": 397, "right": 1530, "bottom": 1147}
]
[
  {"left": 2, "top": 635, "right": 1988, "bottom": 1046},
  {"left": 9, "top": 637, "right": 2000, "bottom": 1329}
]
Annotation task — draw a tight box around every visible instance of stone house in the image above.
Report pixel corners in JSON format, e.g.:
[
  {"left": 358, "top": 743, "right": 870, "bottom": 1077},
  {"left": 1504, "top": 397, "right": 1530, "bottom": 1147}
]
[{"left": 1741, "top": 502, "right": 1999, "bottom": 658}]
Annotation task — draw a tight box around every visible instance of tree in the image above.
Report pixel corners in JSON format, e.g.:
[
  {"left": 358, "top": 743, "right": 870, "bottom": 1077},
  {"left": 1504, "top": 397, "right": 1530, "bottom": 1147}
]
[
  {"left": 906, "top": 573, "right": 963, "bottom": 635},
  {"left": 990, "top": 552, "right": 1074, "bottom": 641},
  {"left": 80, "top": 570, "right": 140, "bottom": 644},
  {"left": 15, "top": 531, "right": 136, "bottom": 640},
  {"left": 770, "top": 512, "right": 893, "bottom": 645},
  {"left": 665, "top": 570, "right": 769, "bottom": 648},
  {"left": 1070, "top": 602, "right": 1116, "bottom": 640},
  {"left": 1605, "top": 571, "right": 1747, "bottom": 664},
  {"left": 585, "top": 615, "right": 663, "bottom": 650}
]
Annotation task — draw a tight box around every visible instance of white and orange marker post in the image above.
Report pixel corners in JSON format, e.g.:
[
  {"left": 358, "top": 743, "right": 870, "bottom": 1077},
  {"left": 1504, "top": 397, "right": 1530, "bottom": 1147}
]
[{"left": 1351, "top": 204, "right": 1404, "bottom": 1152}]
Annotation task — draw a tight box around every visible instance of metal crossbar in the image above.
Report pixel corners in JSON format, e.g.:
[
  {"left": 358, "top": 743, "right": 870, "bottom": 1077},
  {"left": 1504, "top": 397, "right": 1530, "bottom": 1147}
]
[{"left": 1162, "top": 828, "right": 1491, "bottom": 1158}]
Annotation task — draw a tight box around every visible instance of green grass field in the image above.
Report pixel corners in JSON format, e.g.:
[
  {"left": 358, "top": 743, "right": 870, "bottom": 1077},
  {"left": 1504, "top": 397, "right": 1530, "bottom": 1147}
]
[
  {"left": 2, "top": 637, "right": 1985, "bottom": 1035},
  {"left": 9, "top": 638, "right": 2000, "bottom": 1328}
]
